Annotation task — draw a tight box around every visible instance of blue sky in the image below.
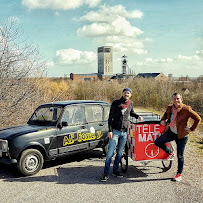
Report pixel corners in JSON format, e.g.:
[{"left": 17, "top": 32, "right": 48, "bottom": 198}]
[{"left": 1, "top": 0, "right": 203, "bottom": 77}]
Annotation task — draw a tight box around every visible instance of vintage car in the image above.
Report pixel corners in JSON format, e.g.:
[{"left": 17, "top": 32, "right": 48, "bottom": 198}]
[{"left": 0, "top": 100, "right": 110, "bottom": 176}]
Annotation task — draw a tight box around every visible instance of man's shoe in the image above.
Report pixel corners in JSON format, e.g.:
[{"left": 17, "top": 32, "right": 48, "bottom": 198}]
[
  {"left": 112, "top": 171, "right": 123, "bottom": 178},
  {"left": 168, "top": 151, "right": 175, "bottom": 160},
  {"left": 172, "top": 173, "right": 182, "bottom": 181},
  {"left": 100, "top": 174, "right": 109, "bottom": 182}
]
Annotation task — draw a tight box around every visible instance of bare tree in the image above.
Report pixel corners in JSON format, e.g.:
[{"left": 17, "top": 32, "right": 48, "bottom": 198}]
[{"left": 0, "top": 19, "right": 46, "bottom": 127}]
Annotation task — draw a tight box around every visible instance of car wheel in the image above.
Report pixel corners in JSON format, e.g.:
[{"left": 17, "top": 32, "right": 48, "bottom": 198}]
[{"left": 17, "top": 149, "right": 44, "bottom": 176}]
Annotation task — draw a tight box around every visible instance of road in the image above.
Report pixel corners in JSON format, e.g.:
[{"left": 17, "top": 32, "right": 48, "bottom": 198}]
[{"left": 0, "top": 148, "right": 202, "bottom": 203}]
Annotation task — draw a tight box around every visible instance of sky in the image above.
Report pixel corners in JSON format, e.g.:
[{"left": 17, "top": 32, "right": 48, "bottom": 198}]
[{"left": 0, "top": 0, "right": 203, "bottom": 77}]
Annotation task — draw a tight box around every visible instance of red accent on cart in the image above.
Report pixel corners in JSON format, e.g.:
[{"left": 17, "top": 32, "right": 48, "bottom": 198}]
[{"left": 128, "top": 123, "right": 170, "bottom": 161}]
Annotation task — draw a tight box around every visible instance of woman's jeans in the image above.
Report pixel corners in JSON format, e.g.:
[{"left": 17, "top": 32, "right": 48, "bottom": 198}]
[
  {"left": 104, "top": 130, "right": 127, "bottom": 175},
  {"left": 155, "top": 129, "right": 188, "bottom": 174}
]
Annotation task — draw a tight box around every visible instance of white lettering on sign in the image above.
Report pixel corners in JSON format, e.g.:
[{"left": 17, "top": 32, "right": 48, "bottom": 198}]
[
  {"left": 137, "top": 124, "right": 161, "bottom": 142},
  {"left": 136, "top": 124, "right": 160, "bottom": 134},
  {"left": 147, "top": 134, "right": 153, "bottom": 141},
  {"left": 139, "top": 134, "right": 146, "bottom": 142},
  {"left": 138, "top": 133, "right": 161, "bottom": 142}
]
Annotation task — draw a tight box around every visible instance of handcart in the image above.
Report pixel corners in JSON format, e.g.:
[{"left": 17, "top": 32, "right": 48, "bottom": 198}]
[{"left": 120, "top": 112, "right": 173, "bottom": 172}]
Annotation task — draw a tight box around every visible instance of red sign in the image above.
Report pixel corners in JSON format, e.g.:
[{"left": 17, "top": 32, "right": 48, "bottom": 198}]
[{"left": 128, "top": 123, "right": 170, "bottom": 161}]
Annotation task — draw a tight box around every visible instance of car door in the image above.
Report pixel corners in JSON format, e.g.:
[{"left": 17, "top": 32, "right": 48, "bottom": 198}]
[
  {"left": 84, "top": 104, "right": 107, "bottom": 149},
  {"left": 56, "top": 105, "right": 89, "bottom": 155}
]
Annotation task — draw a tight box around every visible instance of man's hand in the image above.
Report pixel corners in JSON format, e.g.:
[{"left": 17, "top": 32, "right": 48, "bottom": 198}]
[
  {"left": 108, "top": 132, "right": 113, "bottom": 139},
  {"left": 160, "top": 120, "right": 166, "bottom": 126},
  {"left": 138, "top": 116, "right": 143, "bottom": 121},
  {"left": 185, "top": 127, "right": 191, "bottom": 133}
]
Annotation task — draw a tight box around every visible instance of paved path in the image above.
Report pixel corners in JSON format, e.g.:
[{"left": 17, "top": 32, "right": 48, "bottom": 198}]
[{"left": 0, "top": 149, "right": 202, "bottom": 203}]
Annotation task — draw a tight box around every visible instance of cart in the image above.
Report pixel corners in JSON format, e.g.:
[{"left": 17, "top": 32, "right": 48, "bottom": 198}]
[{"left": 120, "top": 112, "right": 173, "bottom": 172}]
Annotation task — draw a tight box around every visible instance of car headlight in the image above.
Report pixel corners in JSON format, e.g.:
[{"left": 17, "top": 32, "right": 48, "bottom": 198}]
[{"left": 1, "top": 140, "right": 8, "bottom": 152}]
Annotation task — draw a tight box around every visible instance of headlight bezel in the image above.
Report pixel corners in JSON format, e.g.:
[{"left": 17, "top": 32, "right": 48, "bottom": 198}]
[{"left": 0, "top": 139, "right": 8, "bottom": 152}]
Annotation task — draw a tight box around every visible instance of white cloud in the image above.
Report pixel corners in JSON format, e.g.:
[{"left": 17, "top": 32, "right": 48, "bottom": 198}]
[
  {"left": 77, "top": 16, "right": 142, "bottom": 37},
  {"left": 46, "top": 61, "right": 55, "bottom": 67},
  {"left": 145, "top": 58, "right": 173, "bottom": 63},
  {"left": 79, "top": 4, "right": 143, "bottom": 22},
  {"left": 196, "top": 50, "right": 203, "bottom": 56},
  {"left": 77, "top": 4, "right": 146, "bottom": 55},
  {"left": 94, "top": 35, "right": 147, "bottom": 54},
  {"left": 22, "top": 0, "right": 101, "bottom": 10},
  {"left": 134, "top": 50, "right": 203, "bottom": 77},
  {"left": 55, "top": 48, "right": 96, "bottom": 64},
  {"left": 176, "top": 54, "right": 200, "bottom": 60},
  {"left": 85, "top": 0, "right": 101, "bottom": 8}
]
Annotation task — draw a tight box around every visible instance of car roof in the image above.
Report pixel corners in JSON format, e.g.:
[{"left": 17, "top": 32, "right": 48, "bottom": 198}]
[{"left": 40, "top": 100, "right": 110, "bottom": 107}]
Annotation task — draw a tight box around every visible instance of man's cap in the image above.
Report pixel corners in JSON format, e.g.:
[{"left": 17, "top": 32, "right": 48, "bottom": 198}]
[{"left": 122, "top": 88, "right": 132, "bottom": 94}]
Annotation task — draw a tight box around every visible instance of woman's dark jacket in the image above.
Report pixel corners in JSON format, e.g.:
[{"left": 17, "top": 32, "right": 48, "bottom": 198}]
[{"left": 108, "top": 99, "right": 139, "bottom": 132}]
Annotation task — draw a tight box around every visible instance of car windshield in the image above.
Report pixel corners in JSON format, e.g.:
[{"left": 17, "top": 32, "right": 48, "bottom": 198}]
[{"left": 28, "top": 106, "right": 62, "bottom": 126}]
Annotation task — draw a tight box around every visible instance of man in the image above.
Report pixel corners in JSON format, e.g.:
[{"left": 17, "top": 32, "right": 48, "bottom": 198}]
[
  {"left": 155, "top": 93, "right": 201, "bottom": 181},
  {"left": 101, "top": 88, "right": 143, "bottom": 182}
]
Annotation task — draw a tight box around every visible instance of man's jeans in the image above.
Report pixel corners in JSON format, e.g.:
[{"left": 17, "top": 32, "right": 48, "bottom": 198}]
[
  {"left": 104, "top": 130, "right": 127, "bottom": 175},
  {"left": 155, "top": 129, "right": 188, "bottom": 174}
]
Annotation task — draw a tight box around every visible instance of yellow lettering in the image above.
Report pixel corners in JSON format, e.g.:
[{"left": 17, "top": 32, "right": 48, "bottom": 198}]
[
  {"left": 96, "top": 131, "right": 102, "bottom": 139},
  {"left": 76, "top": 132, "right": 98, "bottom": 142},
  {"left": 63, "top": 134, "right": 74, "bottom": 146},
  {"left": 77, "top": 132, "right": 83, "bottom": 142}
]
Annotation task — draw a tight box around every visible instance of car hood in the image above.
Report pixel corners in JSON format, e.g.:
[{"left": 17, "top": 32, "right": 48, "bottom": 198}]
[{"left": 0, "top": 124, "right": 55, "bottom": 140}]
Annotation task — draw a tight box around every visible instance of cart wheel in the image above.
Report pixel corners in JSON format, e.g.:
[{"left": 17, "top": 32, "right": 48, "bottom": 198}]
[
  {"left": 162, "top": 160, "right": 172, "bottom": 171},
  {"left": 120, "top": 154, "right": 128, "bottom": 172}
]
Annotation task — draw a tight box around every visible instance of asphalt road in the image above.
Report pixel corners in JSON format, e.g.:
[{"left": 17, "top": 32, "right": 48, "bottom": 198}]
[{"left": 0, "top": 148, "right": 202, "bottom": 203}]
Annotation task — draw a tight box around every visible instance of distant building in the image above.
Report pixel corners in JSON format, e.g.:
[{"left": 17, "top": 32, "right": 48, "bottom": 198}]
[
  {"left": 70, "top": 73, "right": 112, "bottom": 81},
  {"left": 168, "top": 74, "right": 173, "bottom": 79},
  {"left": 98, "top": 46, "right": 113, "bottom": 75},
  {"left": 70, "top": 46, "right": 113, "bottom": 81},
  {"left": 137, "top": 72, "right": 168, "bottom": 81},
  {"left": 70, "top": 73, "right": 98, "bottom": 81}
]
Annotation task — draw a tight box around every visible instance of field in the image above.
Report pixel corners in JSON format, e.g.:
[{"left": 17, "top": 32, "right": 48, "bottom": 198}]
[{"left": 0, "top": 77, "right": 202, "bottom": 155}]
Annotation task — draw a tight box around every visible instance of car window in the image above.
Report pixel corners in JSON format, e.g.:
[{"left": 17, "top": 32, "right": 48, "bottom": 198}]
[
  {"left": 85, "top": 105, "right": 103, "bottom": 122},
  {"left": 62, "top": 106, "right": 84, "bottom": 125},
  {"left": 73, "top": 107, "right": 84, "bottom": 124},
  {"left": 31, "top": 107, "right": 62, "bottom": 122},
  {"left": 104, "top": 106, "right": 110, "bottom": 121}
]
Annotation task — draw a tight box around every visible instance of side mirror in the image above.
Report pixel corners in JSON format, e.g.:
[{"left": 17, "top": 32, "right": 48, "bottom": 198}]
[
  {"left": 57, "top": 121, "right": 68, "bottom": 129},
  {"left": 62, "top": 121, "right": 68, "bottom": 127}
]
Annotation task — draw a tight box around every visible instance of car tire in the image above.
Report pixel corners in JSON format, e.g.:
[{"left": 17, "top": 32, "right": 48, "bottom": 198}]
[{"left": 17, "top": 149, "right": 44, "bottom": 176}]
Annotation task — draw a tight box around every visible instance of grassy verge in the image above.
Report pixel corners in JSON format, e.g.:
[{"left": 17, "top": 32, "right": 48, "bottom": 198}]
[{"left": 189, "top": 123, "right": 203, "bottom": 156}]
